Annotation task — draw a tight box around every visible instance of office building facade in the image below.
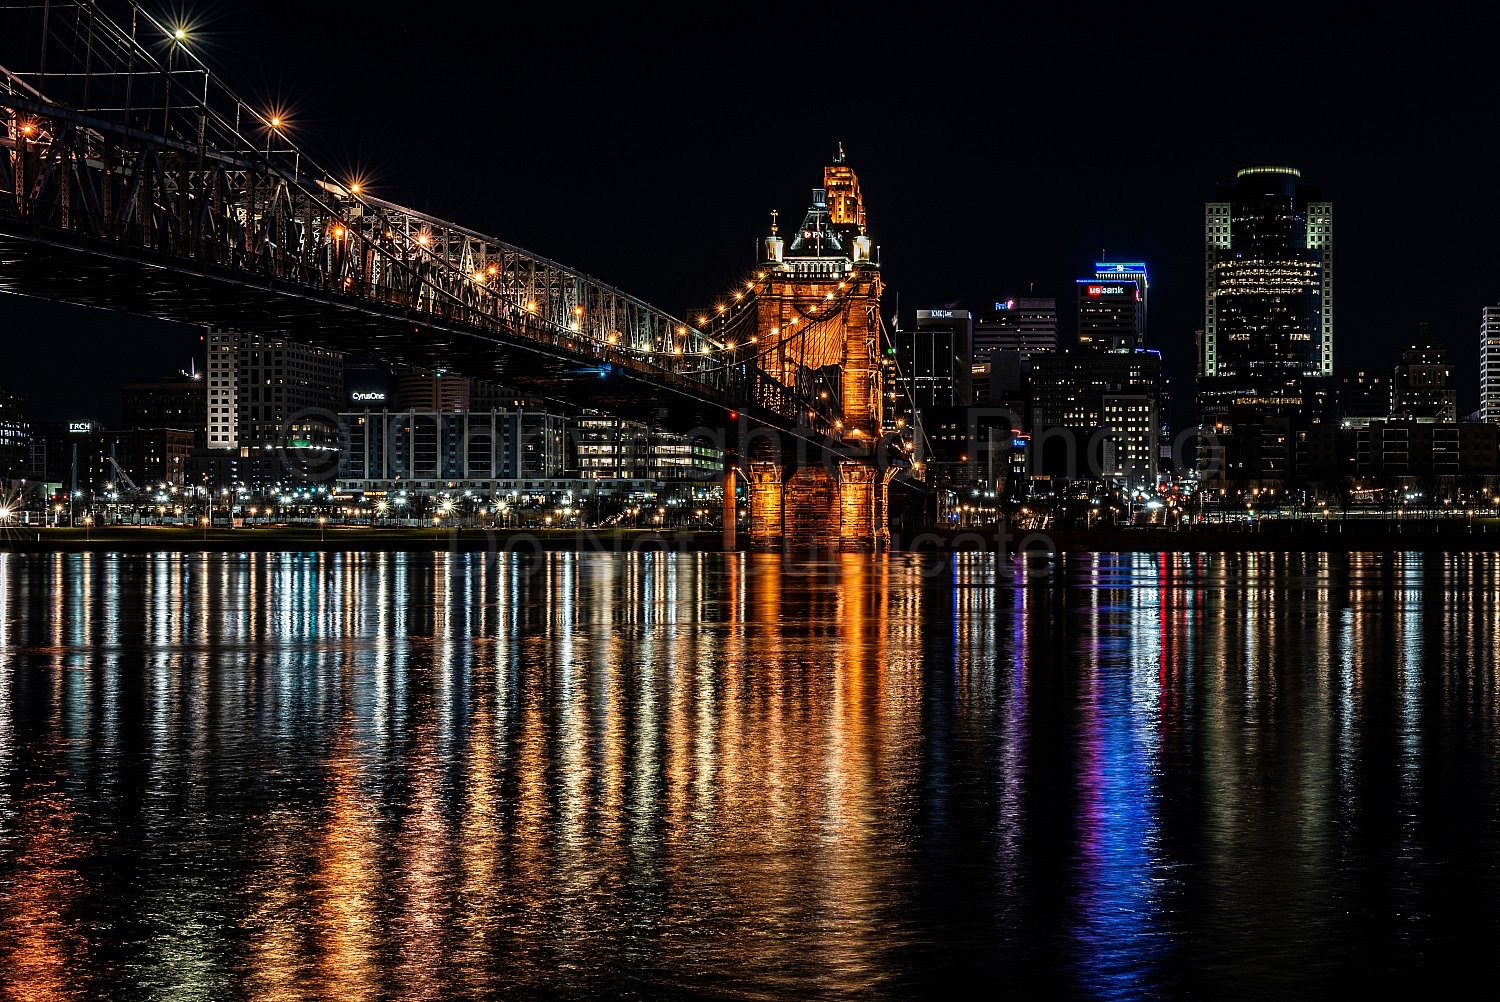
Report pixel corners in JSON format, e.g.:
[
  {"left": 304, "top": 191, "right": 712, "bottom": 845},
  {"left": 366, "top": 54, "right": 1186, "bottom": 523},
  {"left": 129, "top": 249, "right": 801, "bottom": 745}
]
[
  {"left": 1339, "top": 370, "right": 1393, "bottom": 424},
  {"left": 1095, "top": 262, "right": 1149, "bottom": 332},
  {"left": 396, "top": 368, "right": 473, "bottom": 413},
  {"left": 1481, "top": 305, "right": 1500, "bottom": 425},
  {"left": 207, "top": 329, "right": 344, "bottom": 450},
  {"left": 896, "top": 309, "right": 972, "bottom": 413},
  {"left": 1077, "top": 278, "right": 1143, "bottom": 353},
  {"left": 339, "top": 408, "right": 568, "bottom": 490},
  {"left": 122, "top": 370, "right": 207, "bottom": 443},
  {"left": 1392, "top": 342, "right": 1457, "bottom": 423},
  {"left": 1203, "top": 165, "right": 1332, "bottom": 383},
  {"left": 0, "top": 391, "right": 30, "bottom": 481},
  {"left": 973, "top": 297, "right": 1058, "bottom": 361},
  {"left": 1199, "top": 165, "right": 1334, "bottom": 490},
  {"left": 1028, "top": 351, "right": 1162, "bottom": 488}
]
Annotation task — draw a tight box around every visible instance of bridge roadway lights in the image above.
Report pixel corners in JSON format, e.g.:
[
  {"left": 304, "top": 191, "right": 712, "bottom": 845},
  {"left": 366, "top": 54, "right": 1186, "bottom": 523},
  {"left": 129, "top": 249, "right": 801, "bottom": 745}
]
[{"left": 745, "top": 457, "right": 891, "bottom": 553}]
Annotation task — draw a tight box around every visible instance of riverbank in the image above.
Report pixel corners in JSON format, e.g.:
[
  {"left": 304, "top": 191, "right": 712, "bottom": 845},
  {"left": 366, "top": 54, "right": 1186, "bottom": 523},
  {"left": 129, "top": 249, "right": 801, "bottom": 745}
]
[
  {"left": 5, "top": 520, "right": 1500, "bottom": 553},
  {"left": 898, "top": 520, "right": 1500, "bottom": 552},
  {"left": 0, "top": 526, "right": 725, "bottom": 552}
]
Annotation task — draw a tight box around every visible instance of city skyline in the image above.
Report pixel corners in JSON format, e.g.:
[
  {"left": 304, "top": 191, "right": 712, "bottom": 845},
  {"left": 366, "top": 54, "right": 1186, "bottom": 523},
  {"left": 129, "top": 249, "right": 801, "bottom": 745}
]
[
  {"left": 6, "top": 9, "right": 1500, "bottom": 997},
  {"left": 0, "top": 4, "right": 1495, "bottom": 424}
]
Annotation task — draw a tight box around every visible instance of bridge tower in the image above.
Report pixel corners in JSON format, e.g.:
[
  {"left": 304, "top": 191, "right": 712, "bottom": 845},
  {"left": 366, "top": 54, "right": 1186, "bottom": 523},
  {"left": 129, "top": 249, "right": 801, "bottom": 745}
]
[{"left": 742, "top": 147, "right": 892, "bottom": 552}]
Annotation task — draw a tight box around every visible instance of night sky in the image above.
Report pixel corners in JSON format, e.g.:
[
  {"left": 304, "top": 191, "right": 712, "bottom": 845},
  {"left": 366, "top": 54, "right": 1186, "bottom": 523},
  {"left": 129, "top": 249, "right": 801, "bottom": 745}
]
[{"left": 2, "top": 4, "right": 1494, "bottom": 428}]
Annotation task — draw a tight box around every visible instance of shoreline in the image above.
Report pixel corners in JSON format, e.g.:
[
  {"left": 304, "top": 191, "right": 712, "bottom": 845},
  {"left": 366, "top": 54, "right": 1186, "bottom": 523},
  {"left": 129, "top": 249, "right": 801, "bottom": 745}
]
[{"left": 4, "top": 522, "right": 1500, "bottom": 553}]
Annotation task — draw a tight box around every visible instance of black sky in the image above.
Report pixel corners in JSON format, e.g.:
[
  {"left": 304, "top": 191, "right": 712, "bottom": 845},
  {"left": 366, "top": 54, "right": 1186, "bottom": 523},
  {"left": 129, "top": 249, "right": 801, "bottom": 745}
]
[{"left": 3, "top": 3, "right": 1496, "bottom": 426}]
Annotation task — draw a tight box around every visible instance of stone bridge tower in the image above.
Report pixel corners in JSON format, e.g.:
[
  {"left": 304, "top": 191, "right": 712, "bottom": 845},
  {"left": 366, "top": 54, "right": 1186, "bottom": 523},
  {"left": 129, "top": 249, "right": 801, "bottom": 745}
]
[{"left": 743, "top": 146, "right": 892, "bottom": 551}]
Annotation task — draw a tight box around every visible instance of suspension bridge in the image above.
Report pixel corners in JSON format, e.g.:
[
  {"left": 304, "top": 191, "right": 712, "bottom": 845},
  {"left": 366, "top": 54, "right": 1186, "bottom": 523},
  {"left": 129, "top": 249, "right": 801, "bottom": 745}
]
[{"left": 0, "top": 1, "right": 915, "bottom": 549}]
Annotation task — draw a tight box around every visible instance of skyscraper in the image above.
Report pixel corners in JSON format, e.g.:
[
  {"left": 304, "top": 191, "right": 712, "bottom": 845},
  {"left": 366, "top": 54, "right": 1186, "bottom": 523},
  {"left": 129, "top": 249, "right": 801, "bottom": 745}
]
[
  {"left": 1199, "top": 165, "right": 1334, "bottom": 491},
  {"left": 1202, "top": 165, "right": 1332, "bottom": 382},
  {"left": 1482, "top": 305, "right": 1500, "bottom": 425},
  {"left": 896, "top": 310, "right": 973, "bottom": 412},
  {"left": 973, "top": 297, "right": 1058, "bottom": 361},
  {"left": 1076, "top": 278, "right": 1143, "bottom": 352},
  {"left": 1095, "top": 262, "right": 1148, "bottom": 335},
  {"left": 207, "top": 329, "right": 344, "bottom": 450}
]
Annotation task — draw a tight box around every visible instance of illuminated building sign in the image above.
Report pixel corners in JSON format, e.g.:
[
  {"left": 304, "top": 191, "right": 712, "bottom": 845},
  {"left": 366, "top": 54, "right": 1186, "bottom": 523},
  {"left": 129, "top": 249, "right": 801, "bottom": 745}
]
[
  {"left": 994, "top": 299, "right": 1015, "bottom": 310},
  {"left": 68, "top": 421, "right": 93, "bottom": 434},
  {"left": 351, "top": 391, "right": 387, "bottom": 402},
  {"left": 1086, "top": 285, "right": 1127, "bottom": 297}
]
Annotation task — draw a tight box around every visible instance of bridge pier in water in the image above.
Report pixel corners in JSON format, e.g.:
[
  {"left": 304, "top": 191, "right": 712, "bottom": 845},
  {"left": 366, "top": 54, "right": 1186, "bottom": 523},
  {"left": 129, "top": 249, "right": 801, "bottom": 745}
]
[{"left": 744, "top": 457, "right": 891, "bottom": 552}]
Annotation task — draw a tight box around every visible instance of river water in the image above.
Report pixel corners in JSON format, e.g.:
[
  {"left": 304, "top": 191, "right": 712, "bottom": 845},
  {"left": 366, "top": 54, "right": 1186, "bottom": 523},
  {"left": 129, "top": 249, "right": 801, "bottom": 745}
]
[{"left": 0, "top": 550, "right": 1496, "bottom": 999}]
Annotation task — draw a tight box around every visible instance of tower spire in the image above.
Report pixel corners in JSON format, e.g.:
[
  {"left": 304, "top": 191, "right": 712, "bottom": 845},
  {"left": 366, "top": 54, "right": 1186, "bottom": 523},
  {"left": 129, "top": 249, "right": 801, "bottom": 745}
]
[{"left": 834, "top": 140, "right": 846, "bottom": 164}]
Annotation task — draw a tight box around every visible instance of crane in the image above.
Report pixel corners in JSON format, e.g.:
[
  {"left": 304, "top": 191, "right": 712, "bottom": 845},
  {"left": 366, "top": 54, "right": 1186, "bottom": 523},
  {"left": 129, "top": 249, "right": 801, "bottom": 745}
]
[{"left": 106, "top": 455, "right": 139, "bottom": 494}]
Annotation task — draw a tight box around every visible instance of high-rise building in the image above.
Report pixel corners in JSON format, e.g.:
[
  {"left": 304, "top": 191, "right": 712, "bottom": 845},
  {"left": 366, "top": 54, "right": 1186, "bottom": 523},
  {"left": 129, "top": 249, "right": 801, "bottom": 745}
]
[
  {"left": 822, "top": 142, "right": 866, "bottom": 241},
  {"left": 895, "top": 309, "right": 972, "bottom": 413},
  {"left": 0, "top": 390, "right": 30, "bottom": 481},
  {"left": 1199, "top": 165, "right": 1334, "bottom": 491},
  {"left": 1095, "top": 262, "right": 1149, "bottom": 333},
  {"left": 1392, "top": 340, "right": 1457, "bottom": 423},
  {"left": 207, "top": 329, "right": 344, "bottom": 450},
  {"left": 1101, "top": 393, "right": 1159, "bottom": 489},
  {"left": 1202, "top": 165, "right": 1332, "bottom": 382},
  {"left": 1481, "top": 305, "right": 1500, "bottom": 425},
  {"left": 121, "top": 367, "right": 206, "bottom": 445},
  {"left": 973, "top": 297, "right": 1058, "bottom": 361},
  {"left": 397, "top": 368, "right": 473, "bottom": 412},
  {"left": 1077, "top": 278, "right": 1143, "bottom": 352}
]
